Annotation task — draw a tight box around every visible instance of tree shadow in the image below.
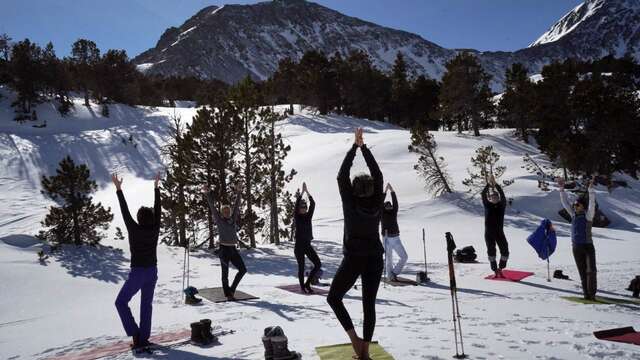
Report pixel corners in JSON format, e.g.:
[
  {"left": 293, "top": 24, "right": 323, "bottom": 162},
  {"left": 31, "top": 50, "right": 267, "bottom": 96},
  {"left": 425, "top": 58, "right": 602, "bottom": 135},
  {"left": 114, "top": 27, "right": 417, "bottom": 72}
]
[
  {"left": 420, "top": 280, "right": 509, "bottom": 299},
  {"left": 50, "top": 244, "right": 129, "bottom": 283},
  {"left": 284, "top": 113, "right": 400, "bottom": 134},
  {"left": 516, "top": 280, "right": 583, "bottom": 296},
  {"left": 144, "top": 344, "right": 244, "bottom": 360},
  {"left": 239, "top": 299, "right": 332, "bottom": 322}
]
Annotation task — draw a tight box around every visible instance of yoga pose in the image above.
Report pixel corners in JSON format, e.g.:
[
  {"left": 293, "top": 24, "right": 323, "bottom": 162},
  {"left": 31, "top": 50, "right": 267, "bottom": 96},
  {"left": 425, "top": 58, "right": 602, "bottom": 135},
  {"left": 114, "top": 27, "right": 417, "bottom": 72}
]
[
  {"left": 327, "top": 128, "right": 384, "bottom": 360},
  {"left": 113, "top": 172, "right": 161, "bottom": 351},
  {"left": 294, "top": 182, "right": 321, "bottom": 293},
  {"left": 382, "top": 183, "right": 408, "bottom": 281},
  {"left": 203, "top": 182, "right": 247, "bottom": 301},
  {"left": 559, "top": 177, "right": 597, "bottom": 300},
  {"left": 482, "top": 175, "right": 509, "bottom": 277}
]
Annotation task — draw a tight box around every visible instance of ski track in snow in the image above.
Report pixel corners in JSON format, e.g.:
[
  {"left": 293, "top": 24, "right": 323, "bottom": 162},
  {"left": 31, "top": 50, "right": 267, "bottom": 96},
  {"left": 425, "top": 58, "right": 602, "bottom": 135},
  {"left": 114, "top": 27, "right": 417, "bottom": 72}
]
[{"left": 0, "top": 90, "right": 639, "bottom": 359}]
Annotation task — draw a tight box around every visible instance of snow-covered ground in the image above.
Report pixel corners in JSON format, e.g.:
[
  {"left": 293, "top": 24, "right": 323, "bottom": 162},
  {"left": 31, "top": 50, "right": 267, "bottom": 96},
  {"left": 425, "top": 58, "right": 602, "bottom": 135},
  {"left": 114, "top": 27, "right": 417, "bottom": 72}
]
[{"left": 1, "top": 89, "right": 639, "bottom": 359}]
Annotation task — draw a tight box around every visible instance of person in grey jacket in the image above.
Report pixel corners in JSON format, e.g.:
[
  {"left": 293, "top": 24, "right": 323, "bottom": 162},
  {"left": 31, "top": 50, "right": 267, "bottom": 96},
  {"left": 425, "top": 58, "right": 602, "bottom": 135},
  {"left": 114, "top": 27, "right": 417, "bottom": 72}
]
[
  {"left": 203, "top": 183, "right": 246, "bottom": 301},
  {"left": 558, "top": 177, "right": 597, "bottom": 300}
]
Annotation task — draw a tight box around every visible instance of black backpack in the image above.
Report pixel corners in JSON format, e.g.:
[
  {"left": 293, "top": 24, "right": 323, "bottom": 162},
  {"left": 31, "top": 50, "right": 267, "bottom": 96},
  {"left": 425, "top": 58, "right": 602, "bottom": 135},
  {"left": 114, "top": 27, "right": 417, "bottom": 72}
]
[{"left": 454, "top": 246, "right": 477, "bottom": 263}]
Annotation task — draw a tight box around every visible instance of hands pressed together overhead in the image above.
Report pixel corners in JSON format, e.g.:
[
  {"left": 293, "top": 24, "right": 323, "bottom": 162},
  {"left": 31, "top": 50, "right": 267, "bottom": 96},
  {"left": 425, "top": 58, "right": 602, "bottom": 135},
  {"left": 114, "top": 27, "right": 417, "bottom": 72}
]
[{"left": 354, "top": 128, "right": 364, "bottom": 147}]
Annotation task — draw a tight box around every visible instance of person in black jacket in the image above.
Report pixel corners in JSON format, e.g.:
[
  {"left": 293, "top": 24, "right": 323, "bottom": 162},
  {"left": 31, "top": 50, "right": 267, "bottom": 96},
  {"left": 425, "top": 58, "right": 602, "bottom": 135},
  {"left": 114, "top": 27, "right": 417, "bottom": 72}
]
[
  {"left": 327, "top": 128, "right": 384, "bottom": 360},
  {"left": 481, "top": 175, "right": 509, "bottom": 277},
  {"left": 382, "top": 183, "right": 407, "bottom": 281},
  {"left": 113, "top": 172, "right": 161, "bottom": 350},
  {"left": 293, "top": 182, "right": 321, "bottom": 293}
]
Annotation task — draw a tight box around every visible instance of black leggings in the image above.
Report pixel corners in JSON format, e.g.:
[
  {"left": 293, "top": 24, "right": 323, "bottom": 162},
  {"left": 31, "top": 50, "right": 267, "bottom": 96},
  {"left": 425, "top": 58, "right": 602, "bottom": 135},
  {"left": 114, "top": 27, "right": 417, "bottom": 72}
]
[
  {"left": 219, "top": 245, "right": 247, "bottom": 297},
  {"left": 573, "top": 243, "right": 597, "bottom": 299},
  {"left": 485, "top": 229, "right": 509, "bottom": 262},
  {"left": 327, "top": 254, "right": 383, "bottom": 342},
  {"left": 295, "top": 243, "right": 321, "bottom": 288}
]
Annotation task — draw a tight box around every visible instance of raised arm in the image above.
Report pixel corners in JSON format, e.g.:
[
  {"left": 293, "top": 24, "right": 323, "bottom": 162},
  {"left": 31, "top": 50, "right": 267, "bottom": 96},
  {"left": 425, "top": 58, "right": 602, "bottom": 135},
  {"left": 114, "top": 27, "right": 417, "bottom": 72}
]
[
  {"left": 495, "top": 184, "right": 506, "bottom": 207},
  {"left": 337, "top": 144, "right": 357, "bottom": 197},
  {"left": 586, "top": 182, "right": 596, "bottom": 221},
  {"left": 154, "top": 173, "right": 161, "bottom": 227},
  {"left": 481, "top": 184, "right": 490, "bottom": 207},
  {"left": 391, "top": 191, "right": 398, "bottom": 214},
  {"left": 308, "top": 196, "right": 316, "bottom": 218},
  {"left": 559, "top": 189, "right": 574, "bottom": 218},
  {"left": 361, "top": 144, "right": 383, "bottom": 196},
  {"left": 230, "top": 182, "right": 242, "bottom": 223},
  {"left": 112, "top": 174, "right": 135, "bottom": 229},
  {"left": 206, "top": 189, "right": 221, "bottom": 223}
]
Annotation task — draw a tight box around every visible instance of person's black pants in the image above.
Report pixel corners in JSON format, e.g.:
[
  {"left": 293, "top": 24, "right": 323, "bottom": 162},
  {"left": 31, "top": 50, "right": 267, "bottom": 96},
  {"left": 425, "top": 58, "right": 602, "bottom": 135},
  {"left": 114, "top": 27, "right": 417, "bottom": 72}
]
[
  {"left": 219, "top": 245, "right": 247, "bottom": 297},
  {"left": 485, "top": 229, "right": 509, "bottom": 270},
  {"left": 572, "top": 243, "right": 597, "bottom": 299},
  {"left": 295, "top": 243, "right": 321, "bottom": 288},
  {"left": 327, "top": 254, "right": 383, "bottom": 342}
]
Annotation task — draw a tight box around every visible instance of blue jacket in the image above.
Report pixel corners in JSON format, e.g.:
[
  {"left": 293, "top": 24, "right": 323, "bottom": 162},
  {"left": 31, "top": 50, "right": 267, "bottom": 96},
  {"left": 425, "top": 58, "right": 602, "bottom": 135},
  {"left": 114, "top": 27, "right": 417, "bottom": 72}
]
[{"left": 527, "top": 219, "right": 557, "bottom": 260}]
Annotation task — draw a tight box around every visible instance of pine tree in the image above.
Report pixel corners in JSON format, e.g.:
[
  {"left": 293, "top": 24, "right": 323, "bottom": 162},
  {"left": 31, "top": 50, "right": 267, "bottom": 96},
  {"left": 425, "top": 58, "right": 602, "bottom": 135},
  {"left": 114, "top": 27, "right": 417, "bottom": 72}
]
[
  {"left": 229, "top": 78, "right": 269, "bottom": 248},
  {"left": 71, "top": 39, "right": 100, "bottom": 107},
  {"left": 390, "top": 52, "right": 411, "bottom": 125},
  {"left": 258, "top": 107, "right": 296, "bottom": 245},
  {"left": 38, "top": 156, "right": 113, "bottom": 245},
  {"left": 498, "top": 63, "right": 535, "bottom": 142},
  {"left": 9, "top": 39, "right": 43, "bottom": 119},
  {"left": 408, "top": 125, "right": 453, "bottom": 196},
  {"left": 437, "top": 52, "right": 493, "bottom": 135},
  {"left": 0, "top": 33, "right": 11, "bottom": 87},
  {"left": 160, "top": 114, "right": 194, "bottom": 247},
  {"left": 409, "top": 75, "right": 440, "bottom": 129},
  {"left": 462, "top": 145, "right": 507, "bottom": 194},
  {"left": 188, "top": 103, "right": 242, "bottom": 248},
  {"left": 270, "top": 57, "right": 298, "bottom": 114}
]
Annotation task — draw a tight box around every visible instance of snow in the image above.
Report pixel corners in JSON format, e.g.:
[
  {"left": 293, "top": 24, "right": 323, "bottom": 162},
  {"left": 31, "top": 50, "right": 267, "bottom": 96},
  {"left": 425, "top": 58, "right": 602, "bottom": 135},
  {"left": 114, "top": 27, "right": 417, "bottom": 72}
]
[
  {"left": 1, "top": 90, "right": 639, "bottom": 359},
  {"left": 210, "top": 5, "right": 225, "bottom": 16},
  {"left": 530, "top": 0, "right": 605, "bottom": 47},
  {"left": 135, "top": 63, "right": 155, "bottom": 72}
]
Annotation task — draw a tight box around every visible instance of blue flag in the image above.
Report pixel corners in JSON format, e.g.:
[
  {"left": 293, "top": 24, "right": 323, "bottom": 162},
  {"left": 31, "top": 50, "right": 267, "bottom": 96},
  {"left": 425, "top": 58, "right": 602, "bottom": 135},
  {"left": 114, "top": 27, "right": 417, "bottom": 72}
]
[{"left": 527, "top": 219, "right": 557, "bottom": 260}]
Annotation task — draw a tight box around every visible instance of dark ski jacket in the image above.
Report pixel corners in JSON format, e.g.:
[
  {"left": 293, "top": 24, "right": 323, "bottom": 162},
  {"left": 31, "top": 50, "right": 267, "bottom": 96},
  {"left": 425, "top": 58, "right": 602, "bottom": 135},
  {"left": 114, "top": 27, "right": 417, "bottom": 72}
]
[
  {"left": 338, "top": 144, "right": 384, "bottom": 257},
  {"left": 294, "top": 195, "right": 315, "bottom": 246},
  {"left": 381, "top": 191, "right": 400, "bottom": 237},
  {"left": 117, "top": 188, "right": 160, "bottom": 268},
  {"left": 482, "top": 184, "right": 506, "bottom": 234}
]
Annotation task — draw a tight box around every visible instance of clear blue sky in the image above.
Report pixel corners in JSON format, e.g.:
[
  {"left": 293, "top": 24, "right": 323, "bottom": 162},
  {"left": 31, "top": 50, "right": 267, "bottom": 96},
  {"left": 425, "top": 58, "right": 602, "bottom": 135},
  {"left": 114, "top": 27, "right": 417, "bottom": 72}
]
[{"left": 0, "top": 0, "right": 583, "bottom": 58}]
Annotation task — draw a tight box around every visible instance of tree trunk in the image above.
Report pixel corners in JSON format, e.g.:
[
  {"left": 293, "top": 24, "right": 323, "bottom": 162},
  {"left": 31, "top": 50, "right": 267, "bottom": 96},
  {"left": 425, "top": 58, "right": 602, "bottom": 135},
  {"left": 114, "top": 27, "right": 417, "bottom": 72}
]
[
  {"left": 178, "top": 184, "right": 187, "bottom": 248},
  {"left": 72, "top": 206, "right": 81, "bottom": 245},
  {"left": 83, "top": 86, "right": 90, "bottom": 107},
  {"left": 244, "top": 119, "right": 256, "bottom": 248},
  {"left": 472, "top": 115, "right": 480, "bottom": 136},
  {"left": 428, "top": 147, "right": 452, "bottom": 194},
  {"left": 289, "top": 103, "right": 294, "bottom": 115},
  {"left": 270, "top": 120, "right": 280, "bottom": 246}
]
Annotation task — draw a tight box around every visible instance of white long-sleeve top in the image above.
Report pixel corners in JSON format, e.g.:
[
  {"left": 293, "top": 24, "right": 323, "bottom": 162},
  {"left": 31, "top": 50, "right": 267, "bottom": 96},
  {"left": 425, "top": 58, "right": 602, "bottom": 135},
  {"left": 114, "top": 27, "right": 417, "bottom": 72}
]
[{"left": 559, "top": 186, "right": 596, "bottom": 221}]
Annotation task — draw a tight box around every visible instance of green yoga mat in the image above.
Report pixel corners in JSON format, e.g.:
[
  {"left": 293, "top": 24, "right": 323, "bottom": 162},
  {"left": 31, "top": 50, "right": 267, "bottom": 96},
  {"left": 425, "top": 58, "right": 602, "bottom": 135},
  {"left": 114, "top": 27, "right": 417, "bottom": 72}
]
[
  {"left": 562, "top": 296, "right": 640, "bottom": 305},
  {"left": 316, "top": 342, "right": 394, "bottom": 360}
]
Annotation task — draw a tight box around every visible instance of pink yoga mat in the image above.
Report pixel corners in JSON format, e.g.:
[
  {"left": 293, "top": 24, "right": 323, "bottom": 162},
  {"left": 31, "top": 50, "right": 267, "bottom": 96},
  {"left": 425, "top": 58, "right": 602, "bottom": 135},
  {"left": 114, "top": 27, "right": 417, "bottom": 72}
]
[
  {"left": 485, "top": 269, "right": 534, "bottom": 282},
  {"left": 276, "top": 284, "right": 329, "bottom": 295},
  {"left": 594, "top": 327, "right": 640, "bottom": 346},
  {"left": 46, "top": 329, "right": 190, "bottom": 360}
]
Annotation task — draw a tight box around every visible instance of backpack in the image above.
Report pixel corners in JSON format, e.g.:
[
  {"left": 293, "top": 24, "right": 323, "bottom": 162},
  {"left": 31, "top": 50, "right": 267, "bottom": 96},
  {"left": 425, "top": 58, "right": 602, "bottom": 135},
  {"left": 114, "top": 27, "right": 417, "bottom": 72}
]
[{"left": 454, "top": 246, "right": 477, "bottom": 263}]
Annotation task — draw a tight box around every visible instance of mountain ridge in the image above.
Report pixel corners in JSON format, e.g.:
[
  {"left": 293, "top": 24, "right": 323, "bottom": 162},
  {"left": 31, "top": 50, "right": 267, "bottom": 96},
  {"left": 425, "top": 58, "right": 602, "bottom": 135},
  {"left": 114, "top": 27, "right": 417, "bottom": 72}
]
[{"left": 133, "top": 0, "right": 640, "bottom": 88}]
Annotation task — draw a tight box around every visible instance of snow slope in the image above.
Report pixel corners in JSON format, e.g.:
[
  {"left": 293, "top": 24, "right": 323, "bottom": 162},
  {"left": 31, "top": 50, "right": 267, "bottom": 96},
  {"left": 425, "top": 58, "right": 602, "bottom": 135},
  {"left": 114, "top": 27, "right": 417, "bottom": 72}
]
[{"left": 1, "top": 92, "right": 639, "bottom": 359}]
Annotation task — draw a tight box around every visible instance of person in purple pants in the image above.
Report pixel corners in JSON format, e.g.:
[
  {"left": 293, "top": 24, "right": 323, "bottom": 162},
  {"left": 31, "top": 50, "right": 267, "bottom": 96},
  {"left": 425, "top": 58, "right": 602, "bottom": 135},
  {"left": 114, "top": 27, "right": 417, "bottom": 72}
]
[{"left": 112, "top": 172, "right": 161, "bottom": 350}]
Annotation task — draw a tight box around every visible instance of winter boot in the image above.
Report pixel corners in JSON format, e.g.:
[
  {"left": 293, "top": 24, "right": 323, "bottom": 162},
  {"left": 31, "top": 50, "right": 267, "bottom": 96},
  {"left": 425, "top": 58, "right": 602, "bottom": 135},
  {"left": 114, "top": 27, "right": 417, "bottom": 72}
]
[
  {"left": 184, "top": 286, "right": 203, "bottom": 305},
  {"left": 185, "top": 294, "right": 202, "bottom": 305},
  {"left": 190, "top": 321, "right": 206, "bottom": 345},
  {"left": 262, "top": 327, "right": 275, "bottom": 360},
  {"left": 200, "top": 319, "right": 215, "bottom": 344},
  {"left": 271, "top": 335, "right": 295, "bottom": 360}
]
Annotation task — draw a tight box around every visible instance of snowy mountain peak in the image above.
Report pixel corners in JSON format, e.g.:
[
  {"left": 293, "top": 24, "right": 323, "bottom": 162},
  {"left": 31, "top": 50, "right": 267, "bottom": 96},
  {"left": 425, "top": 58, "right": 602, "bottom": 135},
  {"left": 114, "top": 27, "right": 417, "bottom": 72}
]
[
  {"left": 529, "top": 0, "right": 605, "bottom": 47},
  {"left": 529, "top": 0, "right": 640, "bottom": 57}
]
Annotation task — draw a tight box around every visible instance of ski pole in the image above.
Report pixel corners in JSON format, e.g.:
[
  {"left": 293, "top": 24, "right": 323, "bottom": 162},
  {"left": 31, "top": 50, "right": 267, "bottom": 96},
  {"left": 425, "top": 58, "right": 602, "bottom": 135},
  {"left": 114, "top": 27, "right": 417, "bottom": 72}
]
[
  {"left": 422, "top": 228, "right": 429, "bottom": 281},
  {"left": 383, "top": 230, "right": 388, "bottom": 288}
]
